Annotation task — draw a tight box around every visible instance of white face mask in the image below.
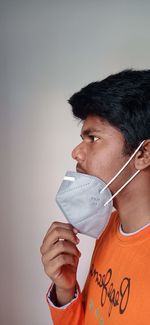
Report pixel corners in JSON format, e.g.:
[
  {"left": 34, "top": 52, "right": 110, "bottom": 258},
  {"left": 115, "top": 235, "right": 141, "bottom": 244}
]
[{"left": 56, "top": 141, "right": 144, "bottom": 239}]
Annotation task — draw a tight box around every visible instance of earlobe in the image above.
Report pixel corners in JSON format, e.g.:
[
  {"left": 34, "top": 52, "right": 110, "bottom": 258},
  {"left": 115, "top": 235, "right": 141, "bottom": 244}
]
[{"left": 135, "top": 140, "right": 150, "bottom": 170}]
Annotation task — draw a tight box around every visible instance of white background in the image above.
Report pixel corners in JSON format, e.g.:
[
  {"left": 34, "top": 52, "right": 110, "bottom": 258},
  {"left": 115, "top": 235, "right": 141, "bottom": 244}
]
[{"left": 0, "top": 1, "right": 150, "bottom": 324}]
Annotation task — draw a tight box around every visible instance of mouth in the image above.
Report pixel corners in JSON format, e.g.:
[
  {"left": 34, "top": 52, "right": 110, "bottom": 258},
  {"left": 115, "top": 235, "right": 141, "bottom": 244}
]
[{"left": 76, "top": 164, "right": 86, "bottom": 174}]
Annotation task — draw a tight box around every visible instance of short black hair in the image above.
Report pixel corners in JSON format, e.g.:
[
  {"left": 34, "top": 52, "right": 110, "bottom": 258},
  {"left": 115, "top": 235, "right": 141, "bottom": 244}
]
[{"left": 68, "top": 69, "right": 150, "bottom": 154}]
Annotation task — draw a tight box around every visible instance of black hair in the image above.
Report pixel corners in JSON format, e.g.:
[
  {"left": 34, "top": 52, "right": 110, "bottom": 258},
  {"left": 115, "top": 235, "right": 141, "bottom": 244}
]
[{"left": 68, "top": 69, "right": 150, "bottom": 155}]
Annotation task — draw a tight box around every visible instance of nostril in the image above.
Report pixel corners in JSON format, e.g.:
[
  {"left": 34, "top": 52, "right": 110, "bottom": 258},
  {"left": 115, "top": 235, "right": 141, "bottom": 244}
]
[
  {"left": 72, "top": 142, "right": 85, "bottom": 162},
  {"left": 71, "top": 147, "right": 76, "bottom": 160},
  {"left": 72, "top": 144, "right": 80, "bottom": 160}
]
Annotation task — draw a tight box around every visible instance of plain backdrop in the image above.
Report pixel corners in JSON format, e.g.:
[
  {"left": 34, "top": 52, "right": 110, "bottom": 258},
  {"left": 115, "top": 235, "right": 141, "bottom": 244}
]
[{"left": 0, "top": 1, "right": 150, "bottom": 324}]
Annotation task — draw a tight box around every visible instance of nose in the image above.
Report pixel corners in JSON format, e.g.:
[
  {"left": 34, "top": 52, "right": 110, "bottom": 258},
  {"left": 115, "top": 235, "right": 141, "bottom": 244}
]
[{"left": 71, "top": 141, "right": 86, "bottom": 162}]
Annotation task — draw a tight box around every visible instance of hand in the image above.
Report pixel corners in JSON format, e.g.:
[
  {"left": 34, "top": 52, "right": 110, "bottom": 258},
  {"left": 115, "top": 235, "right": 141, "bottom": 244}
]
[{"left": 40, "top": 222, "right": 81, "bottom": 293}]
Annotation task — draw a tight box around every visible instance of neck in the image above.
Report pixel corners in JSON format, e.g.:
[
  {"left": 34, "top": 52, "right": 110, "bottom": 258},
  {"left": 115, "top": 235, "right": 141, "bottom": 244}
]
[{"left": 114, "top": 178, "right": 150, "bottom": 233}]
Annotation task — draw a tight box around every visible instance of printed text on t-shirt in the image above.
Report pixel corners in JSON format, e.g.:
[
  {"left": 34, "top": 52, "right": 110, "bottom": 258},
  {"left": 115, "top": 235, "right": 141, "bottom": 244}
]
[{"left": 90, "top": 264, "right": 131, "bottom": 317}]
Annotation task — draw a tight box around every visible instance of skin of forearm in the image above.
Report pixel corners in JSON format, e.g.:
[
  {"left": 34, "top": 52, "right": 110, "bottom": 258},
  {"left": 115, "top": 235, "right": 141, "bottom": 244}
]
[{"left": 56, "top": 285, "right": 76, "bottom": 306}]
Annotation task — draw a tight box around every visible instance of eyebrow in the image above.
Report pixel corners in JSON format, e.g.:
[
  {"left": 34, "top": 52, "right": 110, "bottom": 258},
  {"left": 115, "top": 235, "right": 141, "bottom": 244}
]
[{"left": 80, "top": 127, "right": 102, "bottom": 138}]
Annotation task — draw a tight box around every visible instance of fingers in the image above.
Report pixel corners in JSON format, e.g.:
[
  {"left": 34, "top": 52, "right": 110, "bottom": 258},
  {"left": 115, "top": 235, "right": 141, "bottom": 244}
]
[
  {"left": 42, "top": 239, "right": 81, "bottom": 265},
  {"left": 42, "top": 222, "right": 78, "bottom": 244},
  {"left": 41, "top": 223, "right": 79, "bottom": 255},
  {"left": 43, "top": 254, "right": 79, "bottom": 279},
  {"left": 40, "top": 221, "right": 81, "bottom": 284}
]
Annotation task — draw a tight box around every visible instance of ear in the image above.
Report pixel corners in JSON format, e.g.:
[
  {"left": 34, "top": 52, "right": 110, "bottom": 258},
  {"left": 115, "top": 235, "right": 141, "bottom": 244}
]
[{"left": 134, "top": 140, "right": 150, "bottom": 170}]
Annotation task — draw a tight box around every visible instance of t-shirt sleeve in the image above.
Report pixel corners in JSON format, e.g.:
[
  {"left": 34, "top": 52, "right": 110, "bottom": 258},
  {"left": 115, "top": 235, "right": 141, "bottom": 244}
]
[
  {"left": 46, "top": 282, "right": 85, "bottom": 325},
  {"left": 47, "top": 282, "right": 79, "bottom": 308}
]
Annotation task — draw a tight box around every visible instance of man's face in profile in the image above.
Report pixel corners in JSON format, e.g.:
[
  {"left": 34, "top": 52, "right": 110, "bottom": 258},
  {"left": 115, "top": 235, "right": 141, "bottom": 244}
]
[{"left": 71, "top": 114, "right": 133, "bottom": 196}]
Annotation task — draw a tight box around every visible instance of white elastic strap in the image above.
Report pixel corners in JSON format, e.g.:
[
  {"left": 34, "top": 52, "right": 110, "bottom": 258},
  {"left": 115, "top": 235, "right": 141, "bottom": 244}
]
[
  {"left": 101, "top": 140, "right": 144, "bottom": 193},
  {"left": 102, "top": 140, "right": 145, "bottom": 206},
  {"left": 101, "top": 140, "right": 145, "bottom": 192},
  {"left": 104, "top": 169, "right": 140, "bottom": 206}
]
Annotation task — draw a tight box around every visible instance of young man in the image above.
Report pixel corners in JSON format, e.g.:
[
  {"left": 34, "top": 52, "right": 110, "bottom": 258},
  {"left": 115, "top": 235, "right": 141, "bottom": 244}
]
[{"left": 40, "top": 69, "right": 150, "bottom": 324}]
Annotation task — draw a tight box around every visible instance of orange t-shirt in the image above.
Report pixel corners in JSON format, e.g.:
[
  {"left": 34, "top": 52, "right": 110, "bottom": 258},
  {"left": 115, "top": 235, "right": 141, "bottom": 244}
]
[{"left": 48, "top": 211, "right": 150, "bottom": 324}]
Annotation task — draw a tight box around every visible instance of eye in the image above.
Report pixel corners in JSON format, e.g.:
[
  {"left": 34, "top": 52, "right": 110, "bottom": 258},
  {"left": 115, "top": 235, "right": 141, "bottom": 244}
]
[{"left": 89, "top": 135, "right": 99, "bottom": 142}]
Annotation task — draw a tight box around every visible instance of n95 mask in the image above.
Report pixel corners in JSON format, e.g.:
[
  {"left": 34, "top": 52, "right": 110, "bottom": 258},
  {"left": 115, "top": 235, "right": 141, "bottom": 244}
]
[
  {"left": 56, "top": 141, "right": 145, "bottom": 239},
  {"left": 56, "top": 171, "right": 113, "bottom": 239}
]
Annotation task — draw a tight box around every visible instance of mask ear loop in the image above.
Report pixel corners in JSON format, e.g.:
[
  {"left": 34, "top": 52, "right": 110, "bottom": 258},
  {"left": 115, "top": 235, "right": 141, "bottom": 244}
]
[{"left": 101, "top": 140, "right": 145, "bottom": 207}]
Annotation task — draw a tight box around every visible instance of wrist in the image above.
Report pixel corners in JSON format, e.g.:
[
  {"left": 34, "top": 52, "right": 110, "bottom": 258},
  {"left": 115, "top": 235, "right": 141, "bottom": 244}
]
[{"left": 56, "top": 285, "right": 76, "bottom": 306}]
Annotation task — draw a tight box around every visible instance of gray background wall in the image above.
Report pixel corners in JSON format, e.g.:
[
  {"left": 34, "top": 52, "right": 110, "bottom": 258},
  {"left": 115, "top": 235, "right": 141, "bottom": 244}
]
[{"left": 0, "top": 1, "right": 150, "bottom": 324}]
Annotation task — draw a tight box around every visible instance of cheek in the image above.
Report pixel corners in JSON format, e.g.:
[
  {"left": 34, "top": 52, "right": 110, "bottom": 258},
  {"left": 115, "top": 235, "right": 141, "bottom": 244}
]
[
  {"left": 86, "top": 151, "right": 112, "bottom": 180},
  {"left": 86, "top": 149, "right": 126, "bottom": 184}
]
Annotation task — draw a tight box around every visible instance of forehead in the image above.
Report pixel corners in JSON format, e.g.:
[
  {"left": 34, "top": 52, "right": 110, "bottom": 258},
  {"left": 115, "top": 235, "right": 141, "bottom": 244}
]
[
  {"left": 81, "top": 115, "right": 112, "bottom": 134},
  {"left": 81, "top": 114, "right": 124, "bottom": 140}
]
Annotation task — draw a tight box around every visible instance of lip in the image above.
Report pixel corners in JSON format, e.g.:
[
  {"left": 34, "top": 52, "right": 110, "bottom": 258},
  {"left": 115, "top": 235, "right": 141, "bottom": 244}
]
[{"left": 76, "top": 165, "right": 86, "bottom": 174}]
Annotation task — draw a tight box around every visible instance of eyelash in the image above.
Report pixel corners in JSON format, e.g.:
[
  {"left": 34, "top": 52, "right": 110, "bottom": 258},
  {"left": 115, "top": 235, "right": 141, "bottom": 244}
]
[{"left": 89, "top": 135, "right": 99, "bottom": 142}]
